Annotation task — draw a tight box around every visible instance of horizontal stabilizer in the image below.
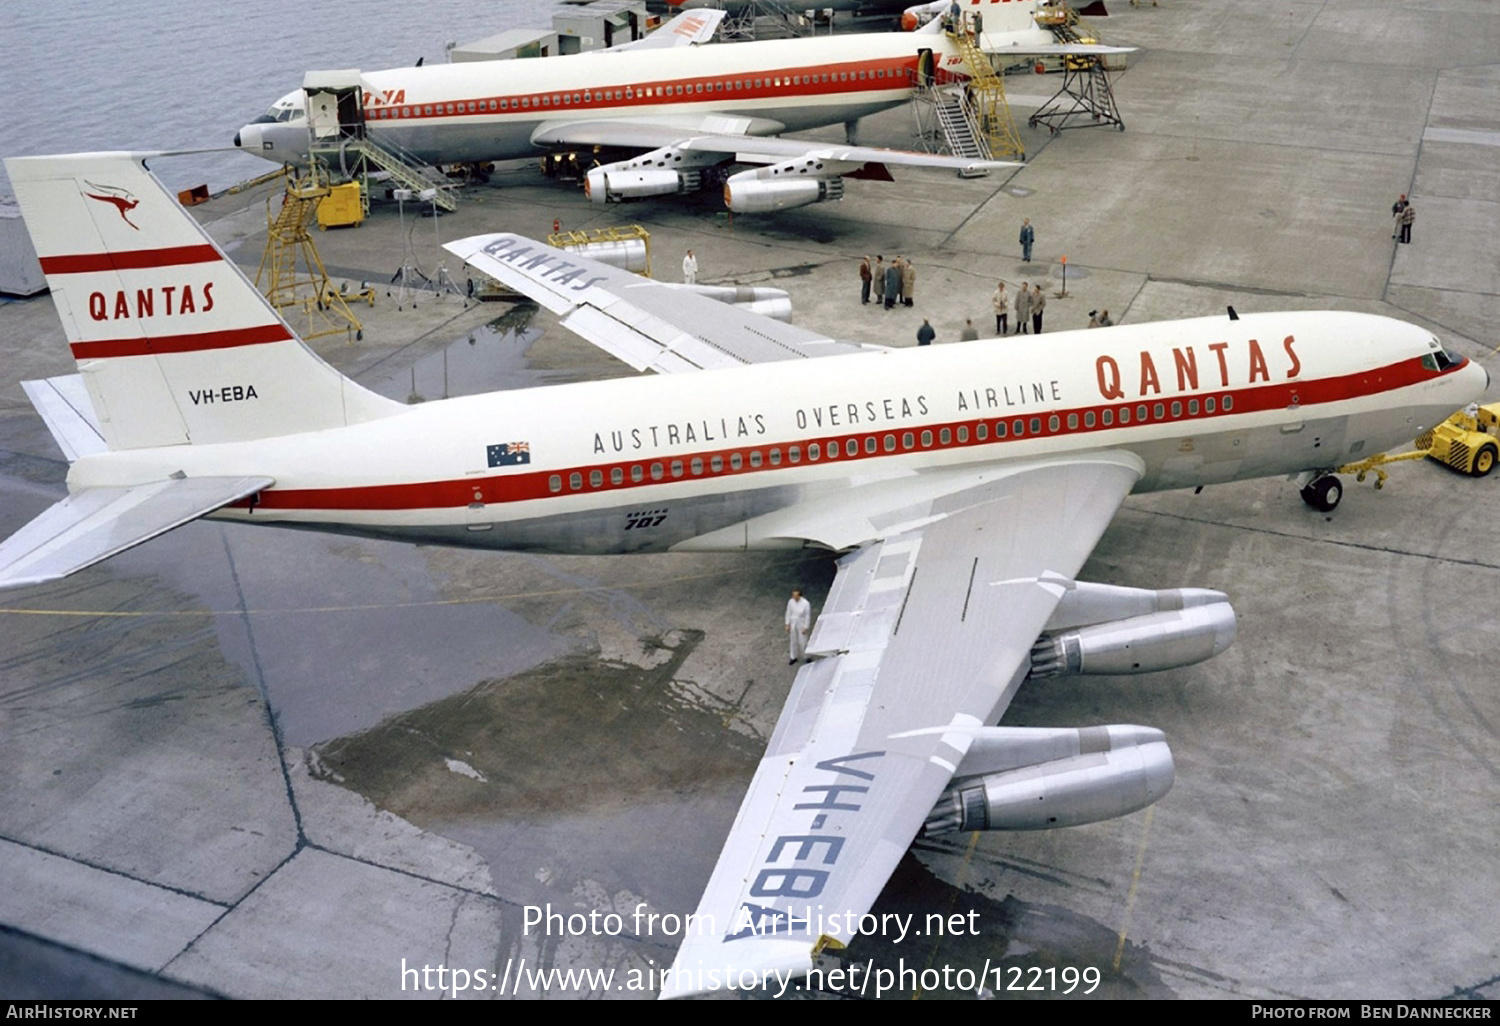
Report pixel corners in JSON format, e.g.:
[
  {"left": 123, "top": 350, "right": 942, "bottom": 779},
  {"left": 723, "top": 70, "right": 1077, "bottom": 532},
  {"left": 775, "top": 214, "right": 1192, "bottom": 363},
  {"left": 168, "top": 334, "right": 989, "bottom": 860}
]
[
  {"left": 22, "top": 375, "right": 106, "bottom": 461},
  {"left": 0, "top": 476, "right": 273, "bottom": 590}
]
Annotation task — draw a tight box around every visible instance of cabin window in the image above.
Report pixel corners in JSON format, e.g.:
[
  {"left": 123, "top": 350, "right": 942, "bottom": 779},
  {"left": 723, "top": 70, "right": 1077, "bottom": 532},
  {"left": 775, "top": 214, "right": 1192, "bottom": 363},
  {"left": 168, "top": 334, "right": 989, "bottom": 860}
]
[
  {"left": 548, "top": 475, "right": 562, "bottom": 493},
  {"left": 848, "top": 439, "right": 860, "bottom": 456},
  {"left": 793, "top": 445, "right": 805, "bottom": 462},
  {"left": 501, "top": 100, "right": 509, "bottom": 110},
  {"left": 1030, "top": 417, "right": 1042, "bottom": 435},
  {"left": 589, "top": 469, "right": 603, "bottom": 488},
  {"left": 902, "top": 431, "right": 914, "bottom": 449},
  {"left": 1084, "top": 411, "right": 1096, "bottom": 428},
  {"left": 957, "top": 426, "right": 968, "bottom": 443},
  {"left": 995, "top": 421, "right": 1007, "bottom": 438},
  {"left": 1170, "top": 401, "right": 1182, "bottom": 418},
  {"left": 1119, "top": 407, "right": 1130, "bottom": 425},
  {"left": 690, "top": 458, "right": 704, "bottom": 475},
  {"left": 731, "top": 453, "right": 744, "bottom": 470},
  {"left": 569, "top": 472, "right": 582, "bottom": 490},
  {"left": 1223, "top": 395, "right": 1234, "bottom": 411},
  {"left": 769, "top": 448, "right": 782, "bottom": 466},
  {"left": 1188, "top": 399, "right": 1199, "bottom": 416},
  {"left": 939, "top": 427, "right": 951, "bottom": 445},
  {"left": 1154, "top": 403, "right": 1166, "bottom": 420},
  {"left": 670, "top": 460, "right": 684, "bottom": 478},
  {"left": 610, "top": 467, "right": 623, "bottom": 485},
  {"left": 630, "top": 465, "right": 644, "bottom": 483},
  {"left": 710, "top": 455, "right": 724, "bottom": 473},
  {"left": 976, "top": 423, "right": 988, "bottom": 441},
  {"left": 1067, "top": 413, "right": 1078, "bottom": 430},
  {"left": 921, "top": 429, "right": 933, "bottom": 447},
  {"left": 650, "top": 462, "right": 664, "bottom": 481},
  {"left": 883, "top": 434, "right": 896, "bottom": 452},
  {"left": 584, "top": 92, "right": 592, "bottom": 102},
  {"left": 1205, "top": 397, "right": 1216, "bottom": 414},
  {"left": 1049, "top": 415, "right": 1061, "bottom": 432},
  {"left": 864, "top": 437, "right": 876, "bottom": 454},
  {"left": 749, "top": 451, "right": 762, "bottom": 468},
  {"left": 1137, "top": 404, "right": 1149, "bottom": 421},
  {"left": 1013, "top": 419, "right": 1025, "bottom": 436}
]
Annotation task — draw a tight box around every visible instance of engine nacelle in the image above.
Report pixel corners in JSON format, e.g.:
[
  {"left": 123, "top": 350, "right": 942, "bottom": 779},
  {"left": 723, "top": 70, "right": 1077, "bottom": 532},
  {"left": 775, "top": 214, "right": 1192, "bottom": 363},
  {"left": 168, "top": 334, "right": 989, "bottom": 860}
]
[
  {"left": 672, "top": 284, "right": 794, "bottom": 323},
  {"left": 723, "top": 176, "right": 845, "bottom": 214},
  {"left": 1029, "top": 602, "right": 1237, "bottom": 678},
  {"left": 925, "top": 738, "right": 1175, "bottom": 834},
  {"left": 585, "top": 167, "right": 702, "bottom": 203}
]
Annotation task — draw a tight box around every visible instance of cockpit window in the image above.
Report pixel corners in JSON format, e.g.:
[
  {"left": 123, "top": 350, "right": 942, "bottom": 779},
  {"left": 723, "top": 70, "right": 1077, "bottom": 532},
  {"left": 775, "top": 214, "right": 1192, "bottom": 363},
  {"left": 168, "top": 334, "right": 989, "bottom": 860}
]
[{"left": 1424, "top": 341, "right": 1458, "bottom": 373}]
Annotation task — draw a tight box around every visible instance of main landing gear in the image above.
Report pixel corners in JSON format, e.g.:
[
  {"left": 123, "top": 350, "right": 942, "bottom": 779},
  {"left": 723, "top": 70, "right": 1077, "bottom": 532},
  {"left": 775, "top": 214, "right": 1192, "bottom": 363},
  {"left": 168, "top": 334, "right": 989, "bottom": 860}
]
[{"left": 1299, "top": 474, "right": 1343, "bottom": 512}]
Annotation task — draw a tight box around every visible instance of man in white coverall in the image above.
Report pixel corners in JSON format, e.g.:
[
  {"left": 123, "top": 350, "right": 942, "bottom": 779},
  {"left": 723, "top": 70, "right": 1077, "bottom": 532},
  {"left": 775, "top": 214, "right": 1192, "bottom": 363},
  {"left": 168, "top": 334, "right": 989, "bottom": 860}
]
[{"left": 785, "top": 587, "right": 812, "bottom": 665}]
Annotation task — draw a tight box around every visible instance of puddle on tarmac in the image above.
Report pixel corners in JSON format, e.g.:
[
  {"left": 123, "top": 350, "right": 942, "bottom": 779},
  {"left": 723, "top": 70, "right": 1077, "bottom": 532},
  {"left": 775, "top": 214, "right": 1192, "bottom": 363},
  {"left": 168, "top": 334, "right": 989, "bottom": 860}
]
[{"left": 365, "top": 306, "right": 570, "bottom": 403}]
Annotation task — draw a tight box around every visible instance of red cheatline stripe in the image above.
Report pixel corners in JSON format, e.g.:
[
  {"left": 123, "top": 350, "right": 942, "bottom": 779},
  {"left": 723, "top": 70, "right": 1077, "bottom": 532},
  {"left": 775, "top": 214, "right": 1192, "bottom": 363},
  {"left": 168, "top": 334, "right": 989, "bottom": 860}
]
[
  {"left": 40, "top": 245, "right": 221, "bottom": 275},
  {"left": 69, "top": 323, "right": 292, "bottom": 359},
  {"left": 241, "top": 355, "right": 1459, "bottom": 515}
]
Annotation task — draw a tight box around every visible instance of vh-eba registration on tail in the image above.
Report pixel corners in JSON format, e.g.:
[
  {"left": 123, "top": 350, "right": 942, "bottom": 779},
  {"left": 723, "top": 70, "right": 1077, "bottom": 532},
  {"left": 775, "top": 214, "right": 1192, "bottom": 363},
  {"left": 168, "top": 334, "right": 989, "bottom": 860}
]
[{"left": 1, "top": 151, "right": 1486, "bottom": 997}]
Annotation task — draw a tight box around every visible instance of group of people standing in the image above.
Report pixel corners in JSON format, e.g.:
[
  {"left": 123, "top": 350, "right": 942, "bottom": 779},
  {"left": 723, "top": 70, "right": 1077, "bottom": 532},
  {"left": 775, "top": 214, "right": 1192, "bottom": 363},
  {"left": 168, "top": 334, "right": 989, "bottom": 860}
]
[
  {"left": 1391, "top": 194, "right": 1416, "bottom": 244},
  {"left": 860, "top": 255, "right": 918, "bottom": 310},
  {"left": 990, "top": 280, "right": 1046, "bottom": 336}
]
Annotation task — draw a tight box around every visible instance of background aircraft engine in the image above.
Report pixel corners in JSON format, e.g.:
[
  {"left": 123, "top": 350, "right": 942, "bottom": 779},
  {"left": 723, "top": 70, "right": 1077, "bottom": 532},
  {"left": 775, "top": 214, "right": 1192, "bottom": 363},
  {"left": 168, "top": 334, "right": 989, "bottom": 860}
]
[
  {"left": 584, "top": 167, "right": 703, "bottom": 203},
  {"left": 723, "top": 176, "right": 845, "bottom": 213},
  {"left": 924, "top": 740, "right": 1175, "bottom": 834},
  {"left": 1029, "top": 602, "right": 1237, "bottom": 678}
]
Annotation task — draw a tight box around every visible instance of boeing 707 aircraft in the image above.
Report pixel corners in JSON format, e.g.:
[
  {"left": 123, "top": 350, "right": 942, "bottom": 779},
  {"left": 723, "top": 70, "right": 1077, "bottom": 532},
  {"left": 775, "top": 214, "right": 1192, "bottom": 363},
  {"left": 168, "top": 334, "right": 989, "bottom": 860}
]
[
  {"left": 0, "top": 152, "right": 1485, "bottom": 997},
  {"left": 233, "top": 1, "right": 1126, "bottom": 212}
]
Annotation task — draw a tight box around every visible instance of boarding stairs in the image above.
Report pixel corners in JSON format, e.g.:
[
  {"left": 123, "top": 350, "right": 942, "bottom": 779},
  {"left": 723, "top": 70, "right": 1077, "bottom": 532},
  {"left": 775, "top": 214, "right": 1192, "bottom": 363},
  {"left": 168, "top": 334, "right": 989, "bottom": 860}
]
[
  {"left": 910, "top": 24, "right": 1024, "bottom": 161},
  {"left": 310, "top": 134, "right": 458, "bottom": 212}
]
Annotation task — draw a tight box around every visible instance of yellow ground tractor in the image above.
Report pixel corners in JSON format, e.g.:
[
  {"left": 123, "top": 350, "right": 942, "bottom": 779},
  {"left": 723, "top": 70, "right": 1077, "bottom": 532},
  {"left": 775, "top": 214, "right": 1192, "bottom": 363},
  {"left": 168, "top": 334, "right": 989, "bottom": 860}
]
[{"left": 1418, "top": 402, "right": 1500, "bottom": 477}]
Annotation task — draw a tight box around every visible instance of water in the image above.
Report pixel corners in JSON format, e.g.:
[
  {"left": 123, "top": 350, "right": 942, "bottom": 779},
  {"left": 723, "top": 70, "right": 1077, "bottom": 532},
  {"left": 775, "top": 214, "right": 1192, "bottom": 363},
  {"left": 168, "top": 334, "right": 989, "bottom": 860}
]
[{"left": 0, "top": 0, "right": 556, "bottom": 200}]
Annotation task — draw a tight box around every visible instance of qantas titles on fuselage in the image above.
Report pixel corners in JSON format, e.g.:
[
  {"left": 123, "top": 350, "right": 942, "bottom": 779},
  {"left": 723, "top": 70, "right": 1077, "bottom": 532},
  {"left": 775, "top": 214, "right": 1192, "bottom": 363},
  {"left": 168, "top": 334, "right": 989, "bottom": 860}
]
[{"left": 585, "top": 336, "right": 1302, "bottom": 461}]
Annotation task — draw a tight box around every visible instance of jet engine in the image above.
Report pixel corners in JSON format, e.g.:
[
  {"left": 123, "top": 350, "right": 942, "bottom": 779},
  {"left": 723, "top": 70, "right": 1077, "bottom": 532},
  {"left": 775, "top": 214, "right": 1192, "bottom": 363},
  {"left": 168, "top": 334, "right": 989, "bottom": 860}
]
[
  {"left": 583, "top": 146, "right": 721, "bottom": 204},
  {"left": 924, "top": 724, "right": 1174, "bottom": 834},
  {"left": 1028, "top": 581, "right": 1237, "bottom": 678},
  {"left": 723, "top": 158, "right": 848, "bottom": 213}
]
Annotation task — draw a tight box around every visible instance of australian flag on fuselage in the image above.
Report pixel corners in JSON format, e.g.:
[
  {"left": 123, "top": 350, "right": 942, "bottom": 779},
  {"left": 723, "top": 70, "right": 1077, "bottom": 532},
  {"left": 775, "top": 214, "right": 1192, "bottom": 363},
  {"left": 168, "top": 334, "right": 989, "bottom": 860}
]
[{"left": 487, "top": 441, "right": 531, "bottom": 467}]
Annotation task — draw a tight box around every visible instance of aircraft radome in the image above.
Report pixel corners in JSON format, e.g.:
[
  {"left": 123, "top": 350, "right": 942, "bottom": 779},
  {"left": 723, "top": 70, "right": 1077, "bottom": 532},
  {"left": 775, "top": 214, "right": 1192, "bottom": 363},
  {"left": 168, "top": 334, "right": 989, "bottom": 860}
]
[{"left": 0, "top": 151, "right": 1485, "bottom": 997}]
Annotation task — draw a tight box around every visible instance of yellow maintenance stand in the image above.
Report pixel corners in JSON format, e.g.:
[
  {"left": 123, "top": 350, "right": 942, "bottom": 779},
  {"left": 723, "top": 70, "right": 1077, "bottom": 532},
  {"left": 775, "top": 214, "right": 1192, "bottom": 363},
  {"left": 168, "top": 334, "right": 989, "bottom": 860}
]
[{"left": 256, "top": 170, "right": 365, "bottom": 342}]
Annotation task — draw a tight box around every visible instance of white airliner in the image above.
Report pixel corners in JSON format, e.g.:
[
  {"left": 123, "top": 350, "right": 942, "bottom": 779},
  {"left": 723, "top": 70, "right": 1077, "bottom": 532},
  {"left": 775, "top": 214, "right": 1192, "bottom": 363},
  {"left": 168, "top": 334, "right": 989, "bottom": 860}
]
[
  {"left": 1, "top": 152, "right": 1487, "bottom": 997},
  {"left": 232, "top": 1, "right": 1127, "bottom": 212}
]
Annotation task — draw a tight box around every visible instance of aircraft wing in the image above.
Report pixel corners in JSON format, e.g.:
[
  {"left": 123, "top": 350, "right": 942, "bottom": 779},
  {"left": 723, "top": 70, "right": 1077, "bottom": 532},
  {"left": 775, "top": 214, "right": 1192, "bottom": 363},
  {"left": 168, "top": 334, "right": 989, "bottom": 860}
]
[
  {"left": 530, "top": 119, "right": 1018, "bottom": 176},
  {"left": 0, "top": 476, "right": 274, "bottom": 590},
  {"left": 603, "top": 9, "right": 725, "bottom": 51},
  {"left": 662, "top": 450, "right": 1144, "bottom": 997},
  {"left": 445, "top": 232, "right": 872, "bottom": 372}
]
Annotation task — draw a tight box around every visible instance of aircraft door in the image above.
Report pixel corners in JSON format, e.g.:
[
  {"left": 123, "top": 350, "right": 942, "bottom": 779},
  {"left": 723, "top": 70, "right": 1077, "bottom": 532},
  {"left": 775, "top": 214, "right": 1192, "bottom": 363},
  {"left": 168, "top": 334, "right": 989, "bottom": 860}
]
[
  {"left": 917, "top": 49, "right": 935, "bottom": 88},
  {"left": 303, "top": 71, "right": 368, "bottom": 142}
]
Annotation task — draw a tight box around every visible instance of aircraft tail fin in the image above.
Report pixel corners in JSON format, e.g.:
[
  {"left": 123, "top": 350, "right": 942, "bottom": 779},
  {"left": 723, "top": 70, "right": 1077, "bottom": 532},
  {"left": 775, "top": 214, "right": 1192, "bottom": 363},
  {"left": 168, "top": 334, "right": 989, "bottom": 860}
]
[{"left": 4, "top": 151, "right": 400, "bottom": 452}]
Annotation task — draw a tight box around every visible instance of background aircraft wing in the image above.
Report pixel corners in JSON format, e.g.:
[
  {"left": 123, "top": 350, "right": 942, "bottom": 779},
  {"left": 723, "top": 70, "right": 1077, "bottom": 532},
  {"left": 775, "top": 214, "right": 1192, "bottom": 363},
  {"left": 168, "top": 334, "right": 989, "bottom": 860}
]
[
  {"left": 446, "top": 232, "right": 872, "bottom": 372},
  {"left": 662, "top": 451, "right": 1144, "bottom": 997},
  {"left": 530, "top": 120, "right": 1017, "bottom": 176},
  {"left": 0, "top": 476, "right": 274, "bottom": 590},
  {"left": 603, "top": 9, "right": 725, "bottom": 51}
]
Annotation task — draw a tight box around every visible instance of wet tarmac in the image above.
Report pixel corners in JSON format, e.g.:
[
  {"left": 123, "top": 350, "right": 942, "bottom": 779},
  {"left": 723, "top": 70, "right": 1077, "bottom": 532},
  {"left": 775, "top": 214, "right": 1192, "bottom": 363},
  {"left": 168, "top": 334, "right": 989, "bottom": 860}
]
[{"left": 2, "top": 0, "right": 1499, "bottom": 1001}]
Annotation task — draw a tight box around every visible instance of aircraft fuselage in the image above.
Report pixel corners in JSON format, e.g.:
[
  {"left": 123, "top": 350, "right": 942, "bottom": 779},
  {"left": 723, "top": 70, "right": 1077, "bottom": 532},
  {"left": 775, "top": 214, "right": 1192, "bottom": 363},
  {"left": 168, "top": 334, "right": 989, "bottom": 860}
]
[{"left": 67, "top": 311, "right": 1483, "bottom": 556}]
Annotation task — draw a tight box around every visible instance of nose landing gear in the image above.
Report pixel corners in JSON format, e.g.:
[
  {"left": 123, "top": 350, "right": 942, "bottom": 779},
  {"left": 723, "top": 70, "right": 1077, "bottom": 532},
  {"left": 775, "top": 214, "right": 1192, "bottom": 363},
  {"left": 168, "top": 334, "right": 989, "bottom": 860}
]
[{"left": 1300, "top": 474, "right": 1343, "bottom": 512}]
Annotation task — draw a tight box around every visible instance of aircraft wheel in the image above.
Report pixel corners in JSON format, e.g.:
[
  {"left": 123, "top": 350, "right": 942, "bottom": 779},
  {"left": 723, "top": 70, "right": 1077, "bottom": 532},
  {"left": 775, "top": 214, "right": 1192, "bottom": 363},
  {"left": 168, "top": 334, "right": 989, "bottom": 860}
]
[
  {"left": 1300, "top": 475, "right": 1343, "bottom": 512},
  {"left": 1473, "top": 443, "right": 1497, "bottom": 478}
]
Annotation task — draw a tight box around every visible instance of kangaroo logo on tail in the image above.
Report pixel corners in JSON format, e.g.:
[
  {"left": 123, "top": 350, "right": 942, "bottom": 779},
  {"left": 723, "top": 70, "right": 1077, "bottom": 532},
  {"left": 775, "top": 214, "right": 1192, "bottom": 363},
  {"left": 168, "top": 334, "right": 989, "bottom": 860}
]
[{"left": 83, "top": 181, "right": 141, "bottom": 230}]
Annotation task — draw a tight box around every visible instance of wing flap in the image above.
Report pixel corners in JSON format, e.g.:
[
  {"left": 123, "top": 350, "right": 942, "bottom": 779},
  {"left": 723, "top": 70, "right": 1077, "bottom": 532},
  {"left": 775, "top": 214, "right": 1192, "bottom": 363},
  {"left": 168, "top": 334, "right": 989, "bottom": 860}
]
[{"left": 0, "top": 476, "right": 273, "bottom": 590}]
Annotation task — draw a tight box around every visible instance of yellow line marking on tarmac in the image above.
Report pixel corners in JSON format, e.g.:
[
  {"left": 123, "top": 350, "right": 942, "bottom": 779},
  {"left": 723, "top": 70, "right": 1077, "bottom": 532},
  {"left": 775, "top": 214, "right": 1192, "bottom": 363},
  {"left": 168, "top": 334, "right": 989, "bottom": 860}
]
[
  {"left": 1113, "top": 804, "right": 1154, "bottom": 973},
  {"left": 0, "top": 555, "right": 816, "bottom": 619}
]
